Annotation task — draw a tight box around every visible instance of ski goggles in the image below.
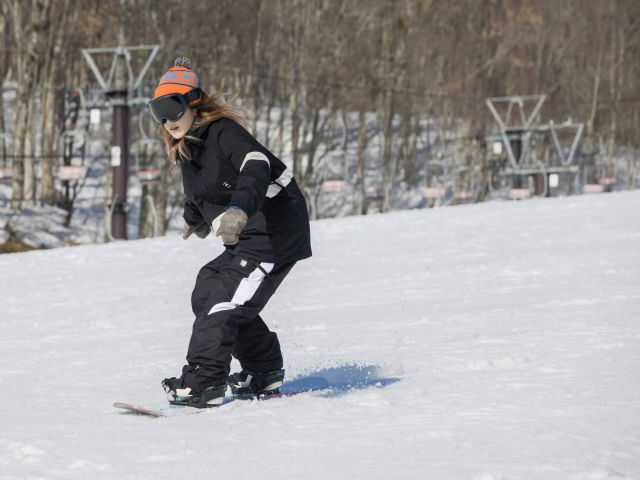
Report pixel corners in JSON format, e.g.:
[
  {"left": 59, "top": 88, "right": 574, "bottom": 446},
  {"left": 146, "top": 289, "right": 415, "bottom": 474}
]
[{"left": 148, "top": 89, "right": 202, "bottom": 125}]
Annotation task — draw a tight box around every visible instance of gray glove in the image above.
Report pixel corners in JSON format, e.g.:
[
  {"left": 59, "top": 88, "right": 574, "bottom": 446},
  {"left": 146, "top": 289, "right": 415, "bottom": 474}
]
[
  {"left": 183, "top": 222, "right": 211, "bottom": 240},
  {"left": 214, "top": 207, "right": 248, "bottom": 245}
]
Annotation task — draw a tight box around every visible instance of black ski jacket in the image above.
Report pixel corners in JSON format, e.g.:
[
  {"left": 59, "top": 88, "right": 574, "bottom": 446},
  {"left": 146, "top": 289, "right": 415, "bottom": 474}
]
[{"left": 178, "top": 117, "right": 312, "bottom": 264}]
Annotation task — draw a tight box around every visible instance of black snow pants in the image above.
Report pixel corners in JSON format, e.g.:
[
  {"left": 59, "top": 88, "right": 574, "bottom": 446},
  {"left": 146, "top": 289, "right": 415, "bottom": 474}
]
[{"left": 182, "top": 249, "right": 296, "bottom": 390}]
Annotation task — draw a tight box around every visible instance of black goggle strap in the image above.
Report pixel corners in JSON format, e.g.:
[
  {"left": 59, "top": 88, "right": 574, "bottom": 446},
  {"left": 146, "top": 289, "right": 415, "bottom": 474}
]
[{"left": 186, "top": 88, "right": 203, "bottom": 105}]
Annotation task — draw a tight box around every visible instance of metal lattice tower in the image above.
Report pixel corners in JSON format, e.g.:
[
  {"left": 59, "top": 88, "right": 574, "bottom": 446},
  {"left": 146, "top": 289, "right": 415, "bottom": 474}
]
[{"left": 81, "top": 45, "right": 160, "bottom": 240}]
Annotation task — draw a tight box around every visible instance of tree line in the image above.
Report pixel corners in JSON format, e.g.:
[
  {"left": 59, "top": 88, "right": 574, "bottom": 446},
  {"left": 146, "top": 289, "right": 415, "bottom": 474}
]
[{"left": 1, "top": 0, "right": 638, "bottom": 220}]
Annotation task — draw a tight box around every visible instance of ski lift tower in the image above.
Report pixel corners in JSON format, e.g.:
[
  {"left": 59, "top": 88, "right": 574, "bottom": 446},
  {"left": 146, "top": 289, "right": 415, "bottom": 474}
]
[
  {"left": 485, "top": 95, "right": 584, "bottom": 198},
  {"left": 486, "top": 95, "right": 546, "bottom": 180},
  {"left": 81, "top": 44, "right": 160, "bottom": 239}
]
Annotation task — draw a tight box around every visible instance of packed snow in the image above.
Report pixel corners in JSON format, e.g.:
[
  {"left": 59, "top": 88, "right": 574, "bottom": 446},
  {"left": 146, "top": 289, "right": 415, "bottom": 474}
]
[{"left": 1, "top": 191, "right": 639, "bottom": 479}]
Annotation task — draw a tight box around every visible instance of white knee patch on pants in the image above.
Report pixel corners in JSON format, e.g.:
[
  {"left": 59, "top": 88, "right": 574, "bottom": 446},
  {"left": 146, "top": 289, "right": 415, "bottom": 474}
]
[{"left": 207, "top": 262, "right": 275, "bottom": 315}]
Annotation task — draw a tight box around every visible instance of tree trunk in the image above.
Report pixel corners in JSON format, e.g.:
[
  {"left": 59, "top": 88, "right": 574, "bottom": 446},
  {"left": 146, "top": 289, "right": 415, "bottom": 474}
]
[
  {"left": 22, "top": 94, "right": 36, "bottom": 205},
  {"left": 40, "top": 0, "right": 71, "bottom": 206},
  {"left": 356, "top": 108, "right": 368, "bottom": 215},
  {"left": 10, "top": 0, "right": 51, "bottom": 208},
  {"left": 380, "top": 90, "right": 394, "bottom": 213}
]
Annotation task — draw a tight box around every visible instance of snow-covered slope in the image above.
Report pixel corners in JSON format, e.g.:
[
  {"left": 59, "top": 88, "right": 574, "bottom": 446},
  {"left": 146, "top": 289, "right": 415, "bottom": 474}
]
[{"left": 1, "top": 192, "right": 639, "bottom": 480}]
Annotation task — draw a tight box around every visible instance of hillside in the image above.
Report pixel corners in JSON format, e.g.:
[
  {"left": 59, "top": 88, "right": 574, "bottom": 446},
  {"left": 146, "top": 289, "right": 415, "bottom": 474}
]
[{"left": 1, "top": 192, "right": 639, "bottom": 479}]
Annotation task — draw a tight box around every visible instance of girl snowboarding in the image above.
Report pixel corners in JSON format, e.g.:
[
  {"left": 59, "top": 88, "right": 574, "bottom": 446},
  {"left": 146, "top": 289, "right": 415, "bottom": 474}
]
[{"left": 149, "top": 57, "right": 312, "bottom": 408}]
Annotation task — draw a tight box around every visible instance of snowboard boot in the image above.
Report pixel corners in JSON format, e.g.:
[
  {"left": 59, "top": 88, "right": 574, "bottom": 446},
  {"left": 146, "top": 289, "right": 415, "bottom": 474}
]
[
  {"left": 161, "top": 376, "right": 227, "bottom": 408},
  {"left": 228, "top": 369, "right": 285, "bottom": 397}
]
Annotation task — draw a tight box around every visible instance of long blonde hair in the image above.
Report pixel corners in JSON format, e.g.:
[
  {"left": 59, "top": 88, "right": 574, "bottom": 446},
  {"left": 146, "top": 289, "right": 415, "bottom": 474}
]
[{"left": 158, "top": 89, "right": 250, "bottom": 166}]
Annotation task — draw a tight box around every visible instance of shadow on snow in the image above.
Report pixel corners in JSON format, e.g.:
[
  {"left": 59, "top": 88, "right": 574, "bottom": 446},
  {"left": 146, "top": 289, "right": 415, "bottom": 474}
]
[{"left": 288, "top": 364, "right": 401, "bottom": 398}]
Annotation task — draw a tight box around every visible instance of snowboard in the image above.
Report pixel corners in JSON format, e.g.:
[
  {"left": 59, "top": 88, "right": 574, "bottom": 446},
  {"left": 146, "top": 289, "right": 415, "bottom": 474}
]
[{"left": 114, "top": 376, "right": 329, "bottom": 418}]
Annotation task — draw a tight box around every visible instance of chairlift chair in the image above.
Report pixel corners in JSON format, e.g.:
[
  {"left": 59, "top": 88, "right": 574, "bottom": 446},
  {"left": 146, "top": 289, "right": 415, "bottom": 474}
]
[
  {"left": 365, "top": 184, "right": 384, "bottom": 200},
  {"left": 422, "top": 186, "right": 445, "bottom": 199},
  {"left": 131, "top": 137, "right": 164, "bottom": 186},
  {"left": 137, "top": 169, "right": 162, "bottom": 185},
  {"left": 581, "top": 163, "right": 614, "bottom": 194},
  {"left": 0, "top": 166, "right": 12, "bottom": 185},
  {"left": 321, "top": 179, "right": 346, "bottom": 193},
  {"left": 56, "top": 165, "right": 88, "bottom": 181}
]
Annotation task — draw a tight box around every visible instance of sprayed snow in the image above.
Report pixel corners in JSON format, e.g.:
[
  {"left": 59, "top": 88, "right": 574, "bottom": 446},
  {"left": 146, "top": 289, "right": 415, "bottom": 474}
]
[{"left": 0, "top": 191, "right": 639, "bottom": 479}]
